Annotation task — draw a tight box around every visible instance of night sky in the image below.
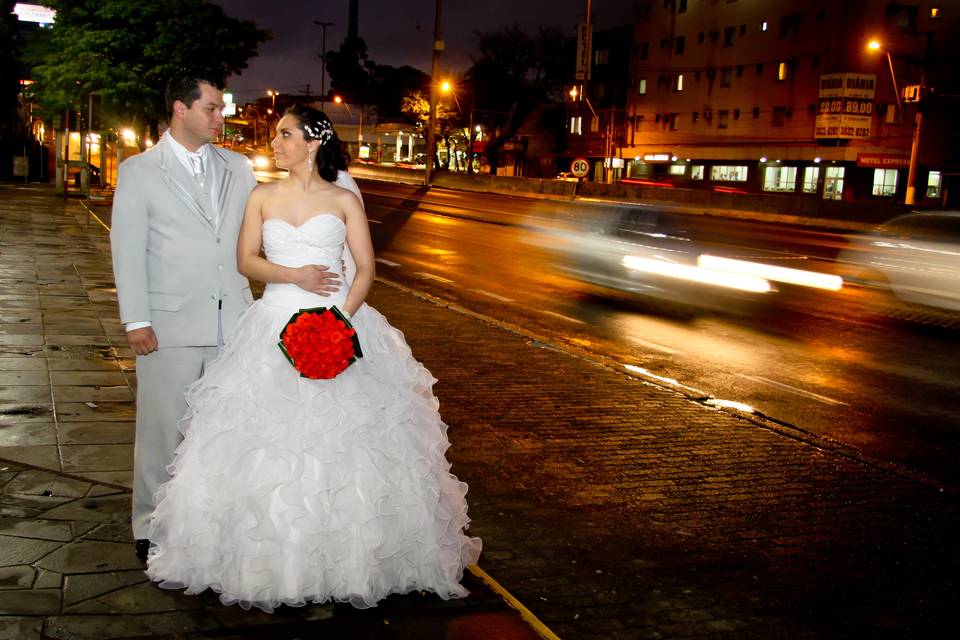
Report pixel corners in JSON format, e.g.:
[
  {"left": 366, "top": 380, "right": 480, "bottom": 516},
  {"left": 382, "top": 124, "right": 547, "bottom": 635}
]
[{"left": 214, "top": 0, "right": 632, "bottom": 100}]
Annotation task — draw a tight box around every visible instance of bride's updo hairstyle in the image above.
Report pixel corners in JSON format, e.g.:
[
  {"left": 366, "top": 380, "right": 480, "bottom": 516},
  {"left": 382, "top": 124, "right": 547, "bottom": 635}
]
[{"left": 285, "top": 103, "right": 348, "bottom": 183}]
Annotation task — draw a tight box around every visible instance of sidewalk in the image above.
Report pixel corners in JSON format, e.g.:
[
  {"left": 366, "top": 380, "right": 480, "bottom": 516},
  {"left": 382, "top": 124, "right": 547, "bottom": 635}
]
[{"left": 2, "top": 184, "right": 959, "bottom": 639}]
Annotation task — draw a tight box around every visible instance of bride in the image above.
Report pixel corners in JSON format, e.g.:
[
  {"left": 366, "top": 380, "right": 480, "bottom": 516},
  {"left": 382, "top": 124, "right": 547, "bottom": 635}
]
[{"left": 145, "top": 104, "right": 481, "bottom": 612}]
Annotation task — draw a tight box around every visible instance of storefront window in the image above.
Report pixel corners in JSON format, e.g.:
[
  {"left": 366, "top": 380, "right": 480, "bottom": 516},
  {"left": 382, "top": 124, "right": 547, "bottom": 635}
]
[
  {"left": 669, "top": 164, "right": 686, "bottom": 176},
  {"left": 691, "top": 165, "right": 705, "bottom": 180},
  {"left": 872, "top": 168, "right": 898, "bottom": 196},
  {"left": 802, "top": 167, "right": 819, "bottom": 193},
  {"left": 823, "top": 166, "right": 845, "bottom": 200},
  {"left": 927, "top": 170, "right": 942, "bottom": 198},
  {"left": 711, "top": 165, "right": 748, "bottom": 181},
  {"left": 763, "top": 166, "right": 797, "bottom": 192}
]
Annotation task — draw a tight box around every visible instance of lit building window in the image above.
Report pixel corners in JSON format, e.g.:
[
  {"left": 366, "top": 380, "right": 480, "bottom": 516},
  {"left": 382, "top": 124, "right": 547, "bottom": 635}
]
[
  {"left": 778, "top": 62, "right": 789, "bottom": 80},
  {"left": 824, "top": 167, "right": 845, "bottom": 200},
  {"left": 669, "top": 164, "right": 686, "bottom": 176},
  {"left": 872, "top": 168, "right": 899, "bottom": 196},
  {"left": 638, "top": 78, "right": 647, "bottom": 95},
  {"left": 931, "top": 7, "right": 942, "bottom": 19},
  {"left": 802, "top": 167, "right": 820, "bottom": 193},
  {"left": 764, "top": 166, "right": 798, "bottom": 192},
  {"left": 711, "top": 165, "right": 748, "bottom": 182},
  {"left": 927, "top": 170, "right": 942, "bottom": 198},
  {"left": 691, "top": 165, "right": 705, "bottom": 180},
  {"left": 570, "top": 116, "right": 582, "bottom": 135},
  {"left": 675, "top": 74, "right": 684, "bottom": 91},
  {"left": 761, "top": 21, "right": 768, "bottom": 31}
]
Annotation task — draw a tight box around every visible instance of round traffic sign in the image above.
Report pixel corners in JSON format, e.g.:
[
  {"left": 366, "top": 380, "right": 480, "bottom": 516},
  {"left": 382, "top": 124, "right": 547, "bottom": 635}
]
[{"left": 570, "top": 157, "right": 589, "bottom": 178}]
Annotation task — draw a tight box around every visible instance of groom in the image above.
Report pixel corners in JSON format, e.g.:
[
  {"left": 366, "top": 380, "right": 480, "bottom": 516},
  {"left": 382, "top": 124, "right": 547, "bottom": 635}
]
[{"left": 110, "top": 74, "right": 340, "bottom": 561}]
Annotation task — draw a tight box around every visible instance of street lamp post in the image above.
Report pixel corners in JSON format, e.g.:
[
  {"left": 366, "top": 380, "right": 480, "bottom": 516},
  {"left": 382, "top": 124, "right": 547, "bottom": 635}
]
[
  {"left": 314, "top": 20, "right": 334, "bottom": 105},
  {"left": 868, "top": 35, "right": 931, "bottom": 205},
  {"left": 424, "top": 0, "right": 444, "bottom": 186}
]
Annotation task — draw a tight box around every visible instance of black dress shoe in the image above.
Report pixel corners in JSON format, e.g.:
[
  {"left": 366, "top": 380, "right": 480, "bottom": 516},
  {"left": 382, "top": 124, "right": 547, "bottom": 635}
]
[{"left": 135, "top": 539, "right": 150, "bottom": 563}]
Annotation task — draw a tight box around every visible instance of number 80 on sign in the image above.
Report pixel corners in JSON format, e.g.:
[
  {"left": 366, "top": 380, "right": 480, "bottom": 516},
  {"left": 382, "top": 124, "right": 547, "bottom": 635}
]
[{"left": 570, "top": 158, "right": 589, "bottom": 178}]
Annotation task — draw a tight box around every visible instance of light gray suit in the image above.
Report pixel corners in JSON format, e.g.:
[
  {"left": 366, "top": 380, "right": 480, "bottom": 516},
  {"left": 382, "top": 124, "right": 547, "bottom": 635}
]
[{"left": 110, "top": 134, "right": 256, "bottom": 539}]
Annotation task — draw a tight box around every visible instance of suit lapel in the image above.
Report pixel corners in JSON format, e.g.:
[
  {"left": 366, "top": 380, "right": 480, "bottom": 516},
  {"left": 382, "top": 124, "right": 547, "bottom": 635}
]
[
  {"left": 208, "top": 146, "right": 236, "bottom": 232},
  {"left": 157, "top": 137, "right": 216, "bottom": 231}
]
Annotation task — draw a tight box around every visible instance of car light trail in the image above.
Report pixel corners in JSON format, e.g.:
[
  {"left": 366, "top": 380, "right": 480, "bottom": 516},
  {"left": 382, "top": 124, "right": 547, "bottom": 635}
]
[
  {"left": 697, "top": 255, "right": 843, "bottom": 291},
  {"left": 621, "top": 255, "right": 772, "bottom": 293}
]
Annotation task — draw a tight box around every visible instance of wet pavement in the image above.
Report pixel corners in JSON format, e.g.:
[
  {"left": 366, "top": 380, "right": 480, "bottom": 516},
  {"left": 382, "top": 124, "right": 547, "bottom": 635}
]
[{"left": 1, "top": 184, "right": 959, "bottom": 639}]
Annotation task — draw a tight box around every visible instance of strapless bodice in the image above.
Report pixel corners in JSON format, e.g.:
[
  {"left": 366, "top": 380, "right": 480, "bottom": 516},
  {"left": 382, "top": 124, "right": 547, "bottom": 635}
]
[{"left": 260, "top": 214, "right": 348, "bottom": 309}]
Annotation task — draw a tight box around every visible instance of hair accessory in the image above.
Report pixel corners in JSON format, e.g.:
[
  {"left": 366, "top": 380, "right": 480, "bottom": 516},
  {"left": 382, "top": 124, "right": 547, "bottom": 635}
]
[{"left": 302, "top": 119, "right": 334, "bottom": 145}]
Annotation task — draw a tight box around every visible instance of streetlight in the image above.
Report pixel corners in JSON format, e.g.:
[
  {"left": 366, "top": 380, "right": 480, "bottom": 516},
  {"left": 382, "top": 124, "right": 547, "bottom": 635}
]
[
  {"left": 867, "top": 35, "right": 930, "bottom": 205},
  {"left": 439, "top": 79, "right": 475, "bottom": 173},
  {"left": 424, "top": 0, "right": 444, "bottom": 185}
]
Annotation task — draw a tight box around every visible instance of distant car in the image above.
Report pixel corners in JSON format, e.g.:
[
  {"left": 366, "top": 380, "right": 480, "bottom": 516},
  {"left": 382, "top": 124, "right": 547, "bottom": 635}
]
[
  {"left": 838, "top": 211, "right": 960, "bottom": 311},
  {"left": 555, "top": 171, "right": 580, "bottom": 182},
  {"left": 238, "top": 148, "right": 273, "bottom": 170}
]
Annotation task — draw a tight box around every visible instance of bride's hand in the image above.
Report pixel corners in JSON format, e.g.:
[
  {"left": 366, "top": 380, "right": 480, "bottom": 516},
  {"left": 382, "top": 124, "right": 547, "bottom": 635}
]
[{"left": 292, "top": 265, "right": 341, "bottom": 295}]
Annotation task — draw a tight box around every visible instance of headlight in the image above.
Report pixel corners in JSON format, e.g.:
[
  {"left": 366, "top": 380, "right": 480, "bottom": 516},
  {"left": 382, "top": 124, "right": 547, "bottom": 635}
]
[{"left": 254, "top": 155, "right": 270, "bottom": 168}]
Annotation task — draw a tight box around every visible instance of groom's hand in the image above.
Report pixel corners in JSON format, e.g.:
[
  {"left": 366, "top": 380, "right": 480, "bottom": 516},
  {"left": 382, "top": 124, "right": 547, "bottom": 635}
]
[
  {"left": 295, "top": 265, "right": 341, "bottom": 296},
  {"left": 127, "top": 327, "right": 159, "bottom": 356}
]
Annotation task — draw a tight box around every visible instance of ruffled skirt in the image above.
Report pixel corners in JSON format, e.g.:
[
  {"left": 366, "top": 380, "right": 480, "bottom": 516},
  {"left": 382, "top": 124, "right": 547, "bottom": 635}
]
[{"left": 145, "top": 300, "right": 481, "bottom": 612}]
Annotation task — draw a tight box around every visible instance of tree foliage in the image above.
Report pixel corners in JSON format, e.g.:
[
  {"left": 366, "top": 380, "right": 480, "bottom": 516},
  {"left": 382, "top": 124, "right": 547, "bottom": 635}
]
[
  {"left": 465, "top": 24, "right": 574, "bottom": 169},
  {"left": 26, "top": 0, "right": 269, "bottom": 134}
]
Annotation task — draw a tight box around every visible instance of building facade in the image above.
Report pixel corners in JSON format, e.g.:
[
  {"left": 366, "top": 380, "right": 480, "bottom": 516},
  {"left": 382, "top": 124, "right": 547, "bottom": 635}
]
[{"left": 569, "top": 0, "right": 958, "bottom": 205}]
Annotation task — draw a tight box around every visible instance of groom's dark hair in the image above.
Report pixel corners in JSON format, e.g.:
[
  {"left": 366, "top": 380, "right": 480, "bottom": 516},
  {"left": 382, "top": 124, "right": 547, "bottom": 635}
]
[{"left": 165, "top": 73, "right": 223, "bottom": 114}]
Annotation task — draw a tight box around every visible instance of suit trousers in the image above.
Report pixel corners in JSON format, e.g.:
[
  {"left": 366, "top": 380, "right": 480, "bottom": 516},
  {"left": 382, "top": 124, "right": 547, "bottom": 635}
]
[{"left": 131, "top": 339, "right": 220, "bottom": 539}]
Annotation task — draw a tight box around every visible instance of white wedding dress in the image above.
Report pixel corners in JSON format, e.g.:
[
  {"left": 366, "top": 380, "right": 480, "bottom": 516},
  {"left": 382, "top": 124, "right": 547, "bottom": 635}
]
[{"left": 145, "top": 214, "right": 481, "bottom": 612}]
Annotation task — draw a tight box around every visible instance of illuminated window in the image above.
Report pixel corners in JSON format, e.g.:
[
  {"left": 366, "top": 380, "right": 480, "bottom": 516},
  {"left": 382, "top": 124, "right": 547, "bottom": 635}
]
[
  {"left": 824, "top": 167, "right": 845, "bottom": 200},
  {"left": 669, "top": 164, "right": 686, "bottom": 175},
  {"left": 927, "top": 170, "right": 942, "bottom": 198},
  {"left": 569, "top": 116, "right": 582, "bottom": 135},
  {"left": 691, "top": 165, "right": 705, "bottom": 180},
  {"left": 638, "top": 78, "right": 647, "bottom": 95},
  {"left": 931, "top": 7, "right": 942, "bottom": 19},
  {"left": 872, "top": 168, "right": 898, "bottom": 196},
  {"left": 711, "top": 165, "right": 748, "bottom": 181},
  {"left": 802, "top": 167, "right": 820, "bottom": 193},
  {"left": 778, "top": 62, "right": 789, "bottom": 80},
  {"left": 763, "top": 166, "right": 797, "bottom": 192},
  {"left": 761, "top": 21, "right": 768, "bottom": 32},
  {"left": 674, "top": 74, "right": 684, "bottom": 91}
]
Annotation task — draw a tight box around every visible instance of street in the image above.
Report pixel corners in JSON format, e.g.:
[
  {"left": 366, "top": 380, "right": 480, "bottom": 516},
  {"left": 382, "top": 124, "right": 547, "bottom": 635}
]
[
  {"left": 354, "top": 181, "right": 960, "bottom": 491},
  {"left": 3, "top": 184, "right": 959, "bottom": 639}
]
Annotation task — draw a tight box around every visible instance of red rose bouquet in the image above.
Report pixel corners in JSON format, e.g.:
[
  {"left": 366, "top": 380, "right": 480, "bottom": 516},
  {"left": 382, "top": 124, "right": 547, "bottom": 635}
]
[{"left": 278, "top": 306, "right": 363, "bottom": 379}]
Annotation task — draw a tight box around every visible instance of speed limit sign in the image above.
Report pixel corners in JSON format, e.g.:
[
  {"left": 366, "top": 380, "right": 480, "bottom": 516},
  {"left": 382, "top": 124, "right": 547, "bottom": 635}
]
[{"left": 570, "top": 157, "right": 590, "bottom": 178}]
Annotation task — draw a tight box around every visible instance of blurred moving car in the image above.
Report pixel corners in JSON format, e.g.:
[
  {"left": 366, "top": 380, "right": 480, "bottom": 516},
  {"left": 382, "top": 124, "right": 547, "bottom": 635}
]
[
  {"left": 838, "top": 211, "right": 960, "bottom": 312},
  {"left": 555, "top": 171, "right": 580, "bottom": 182},
  {"left": 539, "top": 206, "right": 774, "bottom": 312}
]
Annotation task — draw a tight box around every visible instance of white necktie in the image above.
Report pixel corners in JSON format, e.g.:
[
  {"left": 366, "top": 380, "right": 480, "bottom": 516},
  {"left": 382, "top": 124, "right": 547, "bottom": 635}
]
[{"left": 187, "top": 152, "right": 205, "bottom": 187}]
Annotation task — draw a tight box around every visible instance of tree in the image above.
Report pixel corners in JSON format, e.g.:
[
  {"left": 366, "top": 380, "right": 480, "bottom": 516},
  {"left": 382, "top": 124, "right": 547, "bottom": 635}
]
[
  {"left": 26, "top": 0, "right": 269, "bottom": 142},
  {"left": 400, "top": 89, "right": 458, "bottom": 169},
  {"left": 465, "top": 24, "right": 574, "bottom": 173},
  {"left": 324, "top": 34, "right": 374, "bottom": 104}
]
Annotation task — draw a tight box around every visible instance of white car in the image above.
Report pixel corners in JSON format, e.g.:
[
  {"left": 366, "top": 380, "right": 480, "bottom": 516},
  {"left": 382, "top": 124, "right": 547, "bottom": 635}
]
[{"left": 839, "top": 211, "right": 960, "bottom": 312}]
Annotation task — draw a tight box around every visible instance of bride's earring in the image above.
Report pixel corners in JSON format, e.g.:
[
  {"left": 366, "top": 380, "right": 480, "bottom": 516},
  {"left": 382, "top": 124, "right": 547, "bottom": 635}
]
[{"left": 307, "top": 147, "right": 314, "bottom": 176}]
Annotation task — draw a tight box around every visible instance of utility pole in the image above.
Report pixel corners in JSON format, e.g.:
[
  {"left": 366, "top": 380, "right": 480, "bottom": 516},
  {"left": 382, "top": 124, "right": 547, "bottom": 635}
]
[
  {"left": 424, "top": 0, "right": 443, "bottom": 186},
  {"left": 314, "top": 20, "right": 334, "bottom": 105}
]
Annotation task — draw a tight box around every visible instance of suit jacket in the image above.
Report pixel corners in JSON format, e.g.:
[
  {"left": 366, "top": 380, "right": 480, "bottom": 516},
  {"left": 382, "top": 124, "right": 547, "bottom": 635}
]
[{"left": 110, "top": 135, "right": 257, "bottom": 348}]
